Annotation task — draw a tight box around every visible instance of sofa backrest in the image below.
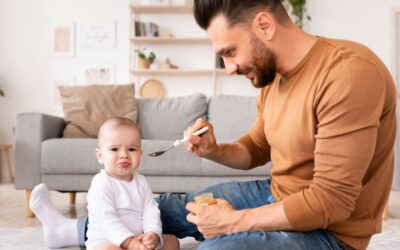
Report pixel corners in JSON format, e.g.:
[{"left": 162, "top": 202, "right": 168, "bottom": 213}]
[
  {"left": 208, "top": 95, "right": 257, "bottom": 141},
  {"left": 136, "top": 93, "right": 207, "bottom": 140}
]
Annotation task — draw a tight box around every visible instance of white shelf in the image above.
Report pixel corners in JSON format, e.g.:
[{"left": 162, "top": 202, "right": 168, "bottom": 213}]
[
  {"left": 130, "top": 69, "right": 225, "bottom": 76},
  {"left": 130, "top": 37, "right": 210, "bottom": 45},
  {"left": 130, "top": 5, "right": 192, "bottom": 14}
]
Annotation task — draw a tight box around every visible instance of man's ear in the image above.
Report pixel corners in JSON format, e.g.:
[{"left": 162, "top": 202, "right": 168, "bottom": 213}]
[
  {"left": 253, "top": 12, "right": 275, "bottom": 40},
  {"left": 96, "top": 148, "right": 103, "bottom": 164}
]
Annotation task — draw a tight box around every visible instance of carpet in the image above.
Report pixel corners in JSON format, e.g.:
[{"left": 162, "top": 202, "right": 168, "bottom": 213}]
[
  {"left": 0, "top": 227, "right": 399, "bottom": 249},
  {"left": 0, "top": 227, "right": 197, "bottom": 250}
]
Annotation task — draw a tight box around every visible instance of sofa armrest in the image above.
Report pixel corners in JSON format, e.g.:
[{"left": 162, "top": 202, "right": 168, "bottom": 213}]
[{"left": 14, "top": 113, "right": 66, "bottom": 190}]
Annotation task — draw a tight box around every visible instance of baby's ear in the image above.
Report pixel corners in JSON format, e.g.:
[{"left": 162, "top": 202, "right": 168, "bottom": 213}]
[{"left": 95, "top": 148, "right": 103, "bottom": 164}]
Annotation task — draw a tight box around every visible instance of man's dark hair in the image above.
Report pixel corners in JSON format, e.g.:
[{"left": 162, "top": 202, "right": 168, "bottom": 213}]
[{"left": 194, "top": 0, "right": 290, "bottom": 30}]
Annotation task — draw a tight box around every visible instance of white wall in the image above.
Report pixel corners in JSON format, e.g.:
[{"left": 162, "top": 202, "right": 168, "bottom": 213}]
[{"left": 0, "top": 0, "right": 399, "bottom": 180}]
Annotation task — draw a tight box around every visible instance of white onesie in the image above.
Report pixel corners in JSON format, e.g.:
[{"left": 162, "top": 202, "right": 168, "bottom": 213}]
[{"left": 85, "top": 170, "right": 162, "bottom": 250}]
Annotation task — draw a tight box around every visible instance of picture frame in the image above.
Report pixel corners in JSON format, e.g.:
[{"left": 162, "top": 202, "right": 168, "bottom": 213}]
[
  {"left": 50, "top": 75, "right": 75, "bottom": 110},
  {"left": 80, "top": 64, "right": 115, "bottom": 85},
  {"left": 51, "top": 23, "right": 75, "bottom": 57},
  {"left": 81, "top": 22, "right": 116, "bottom": 49}
]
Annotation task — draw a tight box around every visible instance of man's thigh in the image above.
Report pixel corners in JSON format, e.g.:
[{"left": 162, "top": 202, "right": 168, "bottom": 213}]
[
  {"left": 157, "top": 178, "right": 273, "bottom": 239},
  {"left": 198, "top": 229, "right": 343, "bottom": 250}
]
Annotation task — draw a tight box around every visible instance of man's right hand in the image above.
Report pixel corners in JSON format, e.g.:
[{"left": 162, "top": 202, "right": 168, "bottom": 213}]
[{"left": 184, "top": 118, "right": 218, "bottom": 159}]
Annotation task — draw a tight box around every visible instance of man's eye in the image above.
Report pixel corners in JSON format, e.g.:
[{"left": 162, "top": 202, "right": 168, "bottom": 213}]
[
  {"left": 225, "top": 50, "right": 233, "bottom": 57},
  {"left": 111, "top": 148, "right": 118, "bottom": 152},
  {"left": 129, "top": 148, "right": 137, "bottom": 152}
]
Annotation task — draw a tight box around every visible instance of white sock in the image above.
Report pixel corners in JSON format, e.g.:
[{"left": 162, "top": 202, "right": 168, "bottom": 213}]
[{"left": 30, "top": 183, "right": 79, "bottom": 248}]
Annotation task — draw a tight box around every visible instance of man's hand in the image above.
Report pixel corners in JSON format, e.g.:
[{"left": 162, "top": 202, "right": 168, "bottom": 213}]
[
  {"left": 141, "top": 232, "right": 159, "bottom": 250},
  {"left": 186, "top": 198, "right": 245, "bottom": 239},
  {"left": 184, "top": 118, "right": 218, "bottom": 158}
]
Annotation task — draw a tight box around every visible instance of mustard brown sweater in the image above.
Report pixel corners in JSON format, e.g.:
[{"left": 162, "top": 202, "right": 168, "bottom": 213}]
[{"left": 238, "top": 37, "right": 396, "bottom": 250}]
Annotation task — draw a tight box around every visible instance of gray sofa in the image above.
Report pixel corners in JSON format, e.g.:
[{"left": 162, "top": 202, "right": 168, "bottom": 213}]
[{"left": 14, "top": 94, "right": 270, "bottom": 202}]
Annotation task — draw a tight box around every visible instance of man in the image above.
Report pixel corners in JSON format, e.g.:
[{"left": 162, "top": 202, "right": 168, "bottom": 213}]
[
  {"left": 158, "top": 0, "right": 396, "bottom": 249},
  {"left": 30, "top": 0, "right": 395, "bottom": 249}
]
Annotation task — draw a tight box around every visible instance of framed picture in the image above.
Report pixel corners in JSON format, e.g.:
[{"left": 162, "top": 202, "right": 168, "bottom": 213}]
[
  {"left": 81, "top": 22, "right": 116, "bottom": 49},
  {"left": 81, "top": 64, "right": 115, "bottom": 85},
  {"left": 50, "top": 75, "right": 75, "bottom": 109},
  {"left": 51, "top": 23, "right": 75, "bottom": 57}
]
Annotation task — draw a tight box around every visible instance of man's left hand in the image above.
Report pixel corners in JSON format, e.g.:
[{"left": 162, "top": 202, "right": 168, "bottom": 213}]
[{"left": 186, "top": 198, "right": 244, "bottom": 239}]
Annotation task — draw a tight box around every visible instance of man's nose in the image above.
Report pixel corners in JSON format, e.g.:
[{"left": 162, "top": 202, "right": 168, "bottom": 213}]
[{"left": 224, "top": 61, "right": 238, "bottom": 75}]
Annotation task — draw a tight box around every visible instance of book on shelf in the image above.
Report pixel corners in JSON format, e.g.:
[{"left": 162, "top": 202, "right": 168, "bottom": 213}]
[{"left": 134, "top": 21, "right": 159, "bottom": 37}]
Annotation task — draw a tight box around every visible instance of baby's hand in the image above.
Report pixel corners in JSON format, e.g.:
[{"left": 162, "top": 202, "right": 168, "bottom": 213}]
[
  {"left": 127, "top": 236, "right": 149, "bottom": 250},
  {"left": 141, "top": 232, "right": 159, "bottom": 250}
]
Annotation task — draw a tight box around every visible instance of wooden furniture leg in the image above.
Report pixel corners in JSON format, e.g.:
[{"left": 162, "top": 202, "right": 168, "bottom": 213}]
[
  {"left": 382, "top": 202, "right": 388, "bottom": 220},
  {"left": 4, "top": 146, "right": 14, "bottom": 182},
  {"left": 0, "top": 144, "right": 14, "bottom": 182},
  {"left": 69, "top": 192, "right": 76, "bottom": 205},
  {"left": 26, "top": 190, "right": 34, "bottom": 217}
]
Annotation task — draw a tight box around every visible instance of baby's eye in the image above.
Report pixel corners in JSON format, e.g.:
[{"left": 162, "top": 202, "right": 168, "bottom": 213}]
[
  {"left": 129, "top": 148, "right": 137, "bottom": 152},
  {"left": 110, "top": 148, "right": 118, "bottom": 152}
]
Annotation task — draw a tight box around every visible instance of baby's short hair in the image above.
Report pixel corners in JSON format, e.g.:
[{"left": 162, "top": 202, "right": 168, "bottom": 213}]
[{"left": 97, "top": 117, "right": 140, "bottom": 146}]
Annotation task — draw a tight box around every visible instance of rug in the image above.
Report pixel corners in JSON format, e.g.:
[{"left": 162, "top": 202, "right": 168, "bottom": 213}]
[
  {"left": 0, "top": 227, "right": 399, "bottom": 249},
  {"left": 0, "top": 227, "right": 197, "bottom": 250}
]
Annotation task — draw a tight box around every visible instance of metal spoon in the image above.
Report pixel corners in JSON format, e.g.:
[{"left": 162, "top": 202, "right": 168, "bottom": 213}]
[{"left": 147, "top": 126, "right": 209, "bottom": 157}]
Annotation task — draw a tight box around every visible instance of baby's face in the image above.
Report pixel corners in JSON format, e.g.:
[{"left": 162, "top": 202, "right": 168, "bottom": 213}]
[{"left": 96, "top": 126, "right": 142, "bottom": 181}]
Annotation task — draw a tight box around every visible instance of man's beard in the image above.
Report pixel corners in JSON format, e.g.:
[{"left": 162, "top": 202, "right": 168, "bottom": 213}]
[{"left": 246, "top": 33, "right": 277, "bottom": 88}]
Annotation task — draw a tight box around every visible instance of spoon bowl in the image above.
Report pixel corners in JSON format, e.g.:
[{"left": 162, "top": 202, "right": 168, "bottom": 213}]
[{"left": 147, "top": 145, "right": 174, "bottom": 157}]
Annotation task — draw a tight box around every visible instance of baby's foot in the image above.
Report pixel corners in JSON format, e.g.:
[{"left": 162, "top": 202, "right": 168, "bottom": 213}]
[{"left": 30, "top": 183, "right": 79, "bottom": 248}]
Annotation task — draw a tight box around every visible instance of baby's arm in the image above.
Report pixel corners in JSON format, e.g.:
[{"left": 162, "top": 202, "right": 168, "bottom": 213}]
[{"left": 139, "top": 174, "right": 163, "bottom": 248}]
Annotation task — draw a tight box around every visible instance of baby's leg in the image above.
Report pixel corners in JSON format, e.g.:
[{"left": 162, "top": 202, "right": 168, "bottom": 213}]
[
  {"left": 161, "top": 234, "right": 180, "bottom": 250},
  {"left": 30, "top": 183, "right": 79, "bottom": 248},
  {"left": 93, "top": 242, "right": 122, "bottom": 250}
]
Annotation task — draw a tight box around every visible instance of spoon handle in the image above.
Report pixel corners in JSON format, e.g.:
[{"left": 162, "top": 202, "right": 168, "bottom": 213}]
[{"left": 174, "top": 126, "right": 209, "bottom": 146}]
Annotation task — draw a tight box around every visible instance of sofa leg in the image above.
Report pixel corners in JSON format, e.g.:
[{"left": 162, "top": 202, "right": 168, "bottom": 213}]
[
  {"left": 382, "top": 202, "right": 388, "bottom": 220},
  {"left": 26, "top": 190, "right": 34, "bottom": 217},
  {"left": 69, "top": 192, "right": 76, "bottom": 205}
]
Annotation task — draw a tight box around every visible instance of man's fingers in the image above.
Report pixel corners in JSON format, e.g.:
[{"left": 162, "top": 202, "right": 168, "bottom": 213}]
[
  {"left": 186, "top": 201, "right": 202, "bottom": 214},
  {"left": 186, "top": 212, "right": 200, "bottom": 225}
]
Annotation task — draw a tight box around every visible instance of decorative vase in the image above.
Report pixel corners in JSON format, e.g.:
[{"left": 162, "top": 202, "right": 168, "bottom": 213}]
[{"left": 138, "top": 58, "right": 150, "bottom": 69}]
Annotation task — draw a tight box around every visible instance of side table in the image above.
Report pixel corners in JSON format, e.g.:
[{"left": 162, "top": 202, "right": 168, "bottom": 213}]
[{"left": 0, "top": 144, "right": 14, "bottom": 182}]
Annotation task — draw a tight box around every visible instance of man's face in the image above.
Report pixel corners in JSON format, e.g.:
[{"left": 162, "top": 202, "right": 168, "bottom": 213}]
[{"left": 208, "top": 15, "right": 277, "bottom": 88}]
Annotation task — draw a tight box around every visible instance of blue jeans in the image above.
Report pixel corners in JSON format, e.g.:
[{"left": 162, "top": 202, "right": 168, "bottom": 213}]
[{"left": 78, "top": 178, "right": 344, "bottom": 250}]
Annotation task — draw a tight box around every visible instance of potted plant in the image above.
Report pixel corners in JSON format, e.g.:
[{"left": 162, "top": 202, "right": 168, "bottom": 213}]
[
  {"left": 136, "top": 49, "right": 156, "bottom": 69},
  {"left": 281, "top": 0, "right": 311, "bottom": 29},
  {"left": 0, "top": 86, "right": 4, "bottom": 97}
]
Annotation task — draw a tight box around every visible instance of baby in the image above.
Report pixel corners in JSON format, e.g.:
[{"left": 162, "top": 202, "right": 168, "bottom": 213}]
[{"left": 85, "top": 117, "right": 178, "bottom": 250}]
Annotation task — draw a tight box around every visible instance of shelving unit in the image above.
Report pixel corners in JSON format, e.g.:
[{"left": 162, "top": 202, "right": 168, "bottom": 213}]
[
  {"left": 130, "top": 1, "right": 225, "bottom": 97},
  {"left": 130, "top": 68, "right": 226, "bottom": 76}
]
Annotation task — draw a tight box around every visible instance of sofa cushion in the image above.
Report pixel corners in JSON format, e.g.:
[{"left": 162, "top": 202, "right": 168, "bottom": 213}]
[
  {"left": 138, "top": 139, "right": 201, "bottom": 175},
  {"left": 41, "top": 138, "right": 101, "bottom": 174},
  {"left": 139, "top": 139, "right": 270, "bottom": 176},
  {"left": 208, "top": 95, "right": 257, "bottom": 141},
  {"left": 136, "top": 94, "right": 207, "bottom": 140},
  {"left": 59, "top": 84, "right": 137, "bottom": 138}
]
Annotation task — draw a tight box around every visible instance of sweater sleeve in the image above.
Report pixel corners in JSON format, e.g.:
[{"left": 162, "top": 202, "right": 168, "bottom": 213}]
[
  {"left": 87, "top": 174, "right": 134, "bottom": 246},
  {"left": 237, "top": 91, "right": 271, "bottom": 168},
  {"left": 139, "top": 175, "right": 163, "bottom": 249},
  {"left": 283, "top": 57, "right": 387, "bottom": 230}
]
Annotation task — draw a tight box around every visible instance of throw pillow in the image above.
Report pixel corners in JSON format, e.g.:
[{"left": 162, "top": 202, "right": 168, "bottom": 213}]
[{"left": 59, "top": 83, "right": 137, "bottom": 138}]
